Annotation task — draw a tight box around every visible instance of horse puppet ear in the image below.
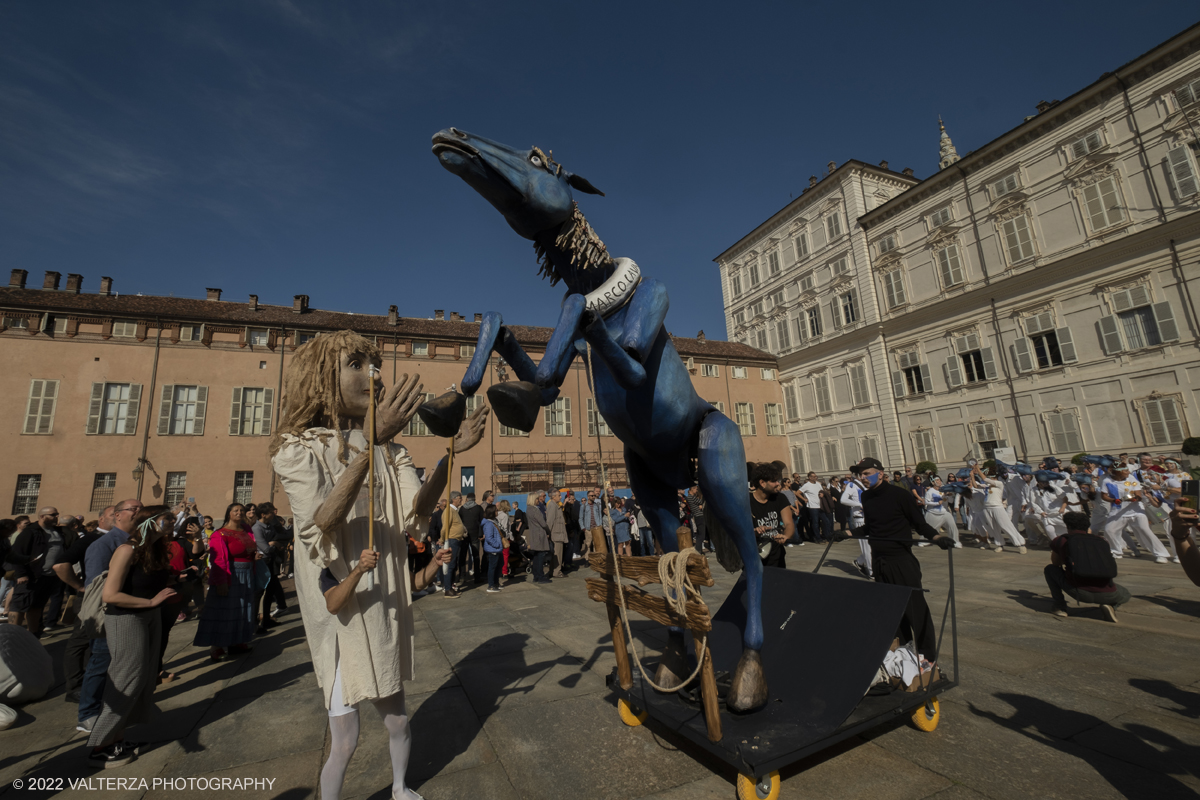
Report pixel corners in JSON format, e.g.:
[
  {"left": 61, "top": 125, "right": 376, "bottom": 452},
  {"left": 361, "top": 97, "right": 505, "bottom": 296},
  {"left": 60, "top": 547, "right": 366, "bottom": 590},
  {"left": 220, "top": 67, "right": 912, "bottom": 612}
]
[{"left": 567, "top": 172, "right": 605, "bottom": 196}]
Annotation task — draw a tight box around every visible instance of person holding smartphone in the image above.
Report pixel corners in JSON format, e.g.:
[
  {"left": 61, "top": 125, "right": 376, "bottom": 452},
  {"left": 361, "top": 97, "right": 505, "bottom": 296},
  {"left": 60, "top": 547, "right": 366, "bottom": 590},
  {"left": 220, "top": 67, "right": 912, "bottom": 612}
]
[{"left": 1168, "top": 495, "right": 1200, "bottom": 586}]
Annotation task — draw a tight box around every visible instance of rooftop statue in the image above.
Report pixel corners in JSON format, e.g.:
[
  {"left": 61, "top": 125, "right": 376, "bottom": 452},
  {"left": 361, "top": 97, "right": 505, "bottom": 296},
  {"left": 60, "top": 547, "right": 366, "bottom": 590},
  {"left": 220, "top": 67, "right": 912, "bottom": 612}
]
[{"left": 425, "top": 127, "right": 769, "bottom": 712}]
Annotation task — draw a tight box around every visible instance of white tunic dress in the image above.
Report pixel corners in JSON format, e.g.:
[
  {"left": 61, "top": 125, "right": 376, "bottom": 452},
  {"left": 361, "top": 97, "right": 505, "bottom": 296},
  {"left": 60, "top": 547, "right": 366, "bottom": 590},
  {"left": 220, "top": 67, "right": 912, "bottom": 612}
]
[{"left": 272, "top": 428, "right": 423, "bottom": 709}]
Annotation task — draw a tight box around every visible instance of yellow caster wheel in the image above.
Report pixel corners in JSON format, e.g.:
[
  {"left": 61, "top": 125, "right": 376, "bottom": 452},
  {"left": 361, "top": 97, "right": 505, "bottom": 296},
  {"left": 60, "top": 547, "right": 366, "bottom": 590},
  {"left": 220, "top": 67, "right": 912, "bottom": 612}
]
[
  {"left": 913, "top": 697, "right": 940, "bottom": 732},
  {"left": 736, "top": 771, "right": 780, "bottom": 800},
  {"left": 617, "top": 698, "right": 648, "bottom": 727}
]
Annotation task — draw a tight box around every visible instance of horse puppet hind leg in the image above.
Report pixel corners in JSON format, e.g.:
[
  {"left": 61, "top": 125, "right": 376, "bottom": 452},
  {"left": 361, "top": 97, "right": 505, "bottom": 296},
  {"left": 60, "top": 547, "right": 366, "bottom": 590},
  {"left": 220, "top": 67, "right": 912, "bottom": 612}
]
[
  {"left": 695, "top": 410, "right": 769, "bottom": 714},
  {"left": 623, "top": 447, "right": 692, "bottom": 693}
]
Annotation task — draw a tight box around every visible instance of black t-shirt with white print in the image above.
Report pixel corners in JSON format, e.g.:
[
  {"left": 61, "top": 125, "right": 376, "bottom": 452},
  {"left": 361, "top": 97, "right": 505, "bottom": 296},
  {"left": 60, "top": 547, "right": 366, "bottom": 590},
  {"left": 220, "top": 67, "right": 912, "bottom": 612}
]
[{"left": 749, "top": 492, "right": 790, "bottom": 544}]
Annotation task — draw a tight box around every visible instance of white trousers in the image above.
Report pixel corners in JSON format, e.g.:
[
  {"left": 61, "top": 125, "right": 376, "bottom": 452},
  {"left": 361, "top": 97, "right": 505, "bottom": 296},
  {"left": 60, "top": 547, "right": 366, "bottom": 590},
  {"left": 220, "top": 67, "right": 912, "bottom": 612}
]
[
  {"left": 924, "top": 509, "right": 959, "bottom": 543},
  {"left": 981, "top": 506, "right": 1025, "bottom": 547},
  {"left": 1105, "top": 512, "right": 1169, "bottom": 559},
  {"left": 1024, "top": 513, "right": 1067, "bottom": 541}
]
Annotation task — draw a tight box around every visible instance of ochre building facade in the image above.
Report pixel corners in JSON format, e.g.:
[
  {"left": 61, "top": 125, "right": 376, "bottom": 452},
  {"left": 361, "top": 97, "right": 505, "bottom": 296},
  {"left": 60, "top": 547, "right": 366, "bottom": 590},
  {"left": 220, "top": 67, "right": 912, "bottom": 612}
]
[{"left": 1, "top": 275, "right": 786, "bottom": 518}]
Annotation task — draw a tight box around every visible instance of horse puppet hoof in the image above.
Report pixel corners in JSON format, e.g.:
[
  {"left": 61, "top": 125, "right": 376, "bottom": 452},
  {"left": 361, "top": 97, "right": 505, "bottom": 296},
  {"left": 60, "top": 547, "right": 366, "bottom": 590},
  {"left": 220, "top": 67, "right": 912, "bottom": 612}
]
[
  {"left": 726, "top": 650, "right": 768, "bottom": 713},
  {"left": 416, "top": 391, "right": 467, "bottom": 438},
  {"left": 486, "top": 381, "right": 541, "bottom": 432},
  {"left": 653, "top": 630, "right": 690, "bottom": 692}
]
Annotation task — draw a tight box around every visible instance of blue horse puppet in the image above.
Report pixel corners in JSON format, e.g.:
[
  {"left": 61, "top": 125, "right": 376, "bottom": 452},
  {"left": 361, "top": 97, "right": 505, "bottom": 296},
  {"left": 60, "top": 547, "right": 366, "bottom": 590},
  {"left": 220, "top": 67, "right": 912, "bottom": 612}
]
[{"left": 428, "top": 127, "right": 769, "bottom": 712}]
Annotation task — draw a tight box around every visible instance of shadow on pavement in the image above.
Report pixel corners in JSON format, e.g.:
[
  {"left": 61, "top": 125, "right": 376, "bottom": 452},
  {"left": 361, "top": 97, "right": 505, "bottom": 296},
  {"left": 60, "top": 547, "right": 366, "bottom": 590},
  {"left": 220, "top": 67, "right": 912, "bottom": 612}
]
[
  {"left": 1129, "top": 678, "right": 1200, "bottom": 719},
  {"left": 1135, "top": 594, "right": 1200, "bottom": 619},
  {"left": 968, "top": 692, "right": 1199, "bottom": 798}
]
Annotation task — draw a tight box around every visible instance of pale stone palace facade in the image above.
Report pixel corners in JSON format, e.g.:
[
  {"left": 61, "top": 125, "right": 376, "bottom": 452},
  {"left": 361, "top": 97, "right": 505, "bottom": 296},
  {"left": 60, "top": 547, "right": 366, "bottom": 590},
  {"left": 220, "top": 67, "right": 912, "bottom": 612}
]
[{"left": 717, "top": 23, "right": 1200, "bottom": 474}]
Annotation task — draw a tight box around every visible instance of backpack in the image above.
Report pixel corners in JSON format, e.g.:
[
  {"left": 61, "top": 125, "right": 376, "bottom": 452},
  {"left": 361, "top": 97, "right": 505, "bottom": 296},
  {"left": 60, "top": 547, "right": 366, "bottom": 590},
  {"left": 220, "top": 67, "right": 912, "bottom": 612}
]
[
  {"left": 1066, "top": 534, "right": 1117, "bottom": 581},
  {"left": 78, "top": 571, "right": 108, "bottom": 639}
]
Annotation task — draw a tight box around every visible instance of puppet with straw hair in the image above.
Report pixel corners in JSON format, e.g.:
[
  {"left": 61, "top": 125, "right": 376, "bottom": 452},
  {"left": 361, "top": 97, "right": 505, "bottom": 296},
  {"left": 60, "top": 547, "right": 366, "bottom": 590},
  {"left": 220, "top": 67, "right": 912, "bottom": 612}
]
[{"left": 271, "top": 330, "right": 487, "bottom": 800}]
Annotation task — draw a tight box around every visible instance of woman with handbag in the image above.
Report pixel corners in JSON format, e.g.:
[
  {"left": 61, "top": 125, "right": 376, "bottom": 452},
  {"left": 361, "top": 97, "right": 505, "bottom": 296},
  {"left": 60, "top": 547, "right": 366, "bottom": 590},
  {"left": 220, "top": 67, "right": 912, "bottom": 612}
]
[
  {"left": 192, "top": 504, "right": 258, "bottom": 661},
  {"left": 86, "top": 507, "right": 178, "bottom": 768}
]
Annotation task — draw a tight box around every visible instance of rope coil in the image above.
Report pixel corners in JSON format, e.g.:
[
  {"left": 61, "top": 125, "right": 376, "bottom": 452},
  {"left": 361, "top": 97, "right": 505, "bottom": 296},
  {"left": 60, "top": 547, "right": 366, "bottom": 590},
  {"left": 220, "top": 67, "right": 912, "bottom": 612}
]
[{"left": 584, "top": 341, "right": 708, "bottom": 693}]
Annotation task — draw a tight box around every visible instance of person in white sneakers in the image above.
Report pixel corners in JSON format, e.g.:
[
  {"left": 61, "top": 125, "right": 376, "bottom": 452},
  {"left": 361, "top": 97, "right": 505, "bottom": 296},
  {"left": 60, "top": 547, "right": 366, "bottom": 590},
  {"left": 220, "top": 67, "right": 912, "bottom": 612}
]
[
  {"left": 839, "top": 471, "right": 872, "bottom": 577},
  {"left": 1160, "top": 459, "right": 1191, "bottom": 564},
  {"left": 1002, "top": 467, "right": 1031, "bottom": 534},
  {"left": 922, "top": 478, "right": 961, "bottom": 548},
  {"left": 969, "top": 465, "right": 1026, "bottom": 553},
  {"left": 1102, "top": 464, "right": 1171, "bottom": 564}
]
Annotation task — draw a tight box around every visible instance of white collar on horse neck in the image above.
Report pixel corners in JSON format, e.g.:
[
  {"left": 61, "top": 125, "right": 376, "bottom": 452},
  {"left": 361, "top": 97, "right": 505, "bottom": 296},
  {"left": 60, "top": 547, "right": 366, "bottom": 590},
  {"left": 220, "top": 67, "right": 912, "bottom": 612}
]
[{"left": 582, "top": 258, "right": 641, "bottom": 318}]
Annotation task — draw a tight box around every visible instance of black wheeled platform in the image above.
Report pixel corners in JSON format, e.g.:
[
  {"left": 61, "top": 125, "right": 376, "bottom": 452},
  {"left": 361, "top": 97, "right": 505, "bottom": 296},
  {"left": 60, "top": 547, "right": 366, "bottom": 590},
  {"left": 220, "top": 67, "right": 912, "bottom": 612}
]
[{"left": 609, "top": 548, "right": 959, "bottom": 784}]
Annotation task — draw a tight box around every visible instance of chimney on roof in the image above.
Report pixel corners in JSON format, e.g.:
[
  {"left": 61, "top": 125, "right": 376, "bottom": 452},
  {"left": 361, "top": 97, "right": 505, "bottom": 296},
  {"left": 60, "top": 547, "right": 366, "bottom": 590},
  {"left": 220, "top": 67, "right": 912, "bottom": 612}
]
[
  {"left": 1036, "top": 99, "right": 1059, "bottom": 114},
  {"left": 206, "top": 287, "right": 222, "bottom": 301},
  {"left": 808, "top": 175, "right": 818, "bottom": 188},
  {"left": 249, "top": 294, "right": 258, "bottom": 311},
  {"left": 9, "top": 269, "right": 27, "bottom": 289},
  {"left": 388, "top": 305, "right": 398, "bottom": 326},
  {"left": 293, "top": 294, "right": 308, "bottom": 313},
  {"left": 474, "top": 312, "right": 482, "bottom": 323},
  {"left": 434, "top": 309, "right": 444, "bottom": 321},
  {"left": 65, "top": 273, "right": 83, "bottom": 294},
  {"left": 450, "top": 312, "right": 463, "bottom": 322},
  {"left": 696, "top": 330, "right": 705, "bottom": 340},
  {"left": 902, "top": 167, "right": 914, "bottom": 177},
  {"left": 99, "top": 276, "right": 113, "bottom": 296},
  {"left": 43, "top": 271, "right": 61, "bottom": 291},
  {"left": 879, "top": 160, "right": 889, "bottom": 169},
  {"left": 827, "top": 161, "right": 837, "bottom": 175}
]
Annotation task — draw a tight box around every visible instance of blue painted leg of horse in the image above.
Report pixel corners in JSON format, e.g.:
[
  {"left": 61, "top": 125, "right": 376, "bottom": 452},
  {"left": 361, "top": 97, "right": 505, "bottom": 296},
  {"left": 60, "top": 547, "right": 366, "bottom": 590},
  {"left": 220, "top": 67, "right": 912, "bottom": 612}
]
[
  {"left": 696, "top": 410, "right": 769, "bottom": 712},
  {"left": 624, "top": 447, "right": 693, "bottom": 689},
  {"left": 536, "top": 294, "right": 585, "bottom": 389},
  {"left": 582, "top": 312, "right": 646, "bottom": 389},
  {"left": 462, "top": 311, "right": 505, "bottom": 395}
]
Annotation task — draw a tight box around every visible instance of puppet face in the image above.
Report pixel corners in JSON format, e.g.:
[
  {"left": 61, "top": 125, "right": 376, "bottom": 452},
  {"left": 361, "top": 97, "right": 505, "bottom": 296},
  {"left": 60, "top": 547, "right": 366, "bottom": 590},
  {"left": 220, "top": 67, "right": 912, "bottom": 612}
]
[{"left": 338, "top": 349, "right": 383, "bottom": 419}]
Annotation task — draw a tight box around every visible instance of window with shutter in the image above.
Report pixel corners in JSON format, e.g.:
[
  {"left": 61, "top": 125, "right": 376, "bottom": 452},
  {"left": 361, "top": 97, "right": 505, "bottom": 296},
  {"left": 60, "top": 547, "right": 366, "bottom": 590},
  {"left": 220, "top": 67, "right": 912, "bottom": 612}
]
[
  {"left": 1142, "top": 396, "right": 1186, "bottom": 445},
  {"left": 1152, "top": 302, "right": 1180, "bottom": 342},
  {"left": 768, "top": 251, "right": 781, "bottom": 275},
  {"left": 229, "top": 388, "right": 243, "bottom": 436},
  {"left": 1013, "top": 338, "right": 1035, "bottom": 373},
  {"left": 732, "top": 366, "right": 748, "bottom": 379},
  {"left": 790, "top": 445, "right": 806, "bottom": 475},
  {"left": 1167, "top": 146, "right": 1199, "bottom": 198},
  {"left": 799, "top": 273, "right": 815, "bottom": 292},
  {"left": 1082, "top": 177, "right": 1125, "bottom": 231},
  {"left": 545, "top": 397, "right": 572, "bottom": 436},
  {"left": 830, "top": 257, "right": 849, "bottom": 275},
  {"left": 95, "top": 383, "right": 138, "bottom": 435},
  {"left": 930, "top": 206, "right": 952, "bottom": 227},
  {"left": 165, "top": 472, "right": 187, "bottom": 506},
  {"left": 765, "top": 404, "right": 784, "bottom": 435},
  {"left": 878, "top": 235, "right": 896, "bottom": 254},
  {"left": 1176, "top": 78, "right": 1200, "bottom": 108},
  {"left": 913, "top": 430, "right": 936, "bottom": 462},
  {"left": 1001, "top": 215, "right": 1035, "bottom": 263},
  {"left": 1070, "top": 130, "right": 1104, "bottom": 159},
  {"left": 411, "top": 341, "right": 428, "bottom": 356},
  {"left": 89, "top": 473, "right": 117, "bottom": 512},
  {"left": 86, "top": 383, "right": 104, "bottom": 435},
  {"left": 1098, "top": 315, "right": 1124, "bottom": 354},
  {"left": 795, "top": 233, "right": 809, "bottom": 259},
  {"left": 826, "top": 213, "right": 842, "bottom": 239},
  {"left": 587, "top": 398, "right": 612, "bottom": 437},
  {"left": 823, "top": 441, "right": 840, "bottom": 470},
  {"left": 112, "top": 321, "right": 136, "bottom": 338},
  {"left": 937, "top": 246, "right": 964, "bottom": 287},
  {"left": 814, "top": 374, "right": 832, "bottom": 414},
  {"left": 849, "top": 363, "right": 870, "bottom": 406},
  {"left": 1047, "top": 411, "right": 1084, "bottom": 453},
  {"left": 839, "top": 291, "right": 858, "bottom": 326},
  {"left": 860, "top": 436, "right": 880, "bottom": 460},
  {"left": 776, "top": 319, "right": 791, "bottom": 351},
  {"left": 755, "top": 329, "right": 769, "bottom": 350},
  {"left": 749, "top": 263, "right": 761, "bottom": 287},
  {"left": 883, "top": 270, "right": 906, "bottom": 308},
  {"left": 23, "top": 379, "right": 58, "bottom": 435},
  {"left": 783, "top": 383, "right": 799, "bottom": 420},
  {"left": 992, "top": 172, "right": 1020, "bottom": 198},
  {"left": 734, "top": 403, "right": 757, "bottom": 436}
]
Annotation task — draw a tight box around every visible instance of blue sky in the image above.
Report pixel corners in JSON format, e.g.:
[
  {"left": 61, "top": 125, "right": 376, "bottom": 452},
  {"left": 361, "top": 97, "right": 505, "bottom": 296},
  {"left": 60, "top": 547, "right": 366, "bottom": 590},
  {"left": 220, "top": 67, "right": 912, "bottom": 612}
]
[{"left": 2, "top": 2, "right": 1198, "bottom": 339}]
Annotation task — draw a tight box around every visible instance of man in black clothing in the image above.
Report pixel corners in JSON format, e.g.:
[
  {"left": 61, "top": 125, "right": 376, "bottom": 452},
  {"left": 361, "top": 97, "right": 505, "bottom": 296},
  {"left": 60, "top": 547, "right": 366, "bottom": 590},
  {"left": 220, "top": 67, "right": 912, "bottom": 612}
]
[
  {"left": 7, "top": 506, "right": 65, "bottom": 635},
  {"left": 58, "top": 506, "right": 111, "bottom": 700},
  {"left": 839, "top": 458, "right": 953, "bottom": 659},
  {"left": 749, "top": 463, "right": 795, "bottom": 569},
  {"left": 459, "top": 493, "right": 485, "bottom": 585}
]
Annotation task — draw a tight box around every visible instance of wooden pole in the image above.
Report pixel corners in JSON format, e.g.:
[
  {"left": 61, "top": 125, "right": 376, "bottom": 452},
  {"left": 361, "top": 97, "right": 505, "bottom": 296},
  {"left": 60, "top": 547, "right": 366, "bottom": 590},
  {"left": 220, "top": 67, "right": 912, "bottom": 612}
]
[{"left": 365, "top": 367, "right": 379, "bottom": 591}]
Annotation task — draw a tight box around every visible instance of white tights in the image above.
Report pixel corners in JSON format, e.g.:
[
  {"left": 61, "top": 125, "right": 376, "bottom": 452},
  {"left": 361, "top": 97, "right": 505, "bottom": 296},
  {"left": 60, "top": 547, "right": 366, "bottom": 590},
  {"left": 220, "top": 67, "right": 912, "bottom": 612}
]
[{"left": 321, "top": 667, "right": 419, "bottom": 800}]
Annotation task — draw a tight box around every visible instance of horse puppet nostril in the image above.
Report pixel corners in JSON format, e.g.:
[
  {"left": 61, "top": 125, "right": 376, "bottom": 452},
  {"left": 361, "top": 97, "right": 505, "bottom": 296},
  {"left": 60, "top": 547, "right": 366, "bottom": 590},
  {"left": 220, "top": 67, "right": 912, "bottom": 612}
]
[{"left": 451, "top": 127, "right": 465, "bottom": 138}]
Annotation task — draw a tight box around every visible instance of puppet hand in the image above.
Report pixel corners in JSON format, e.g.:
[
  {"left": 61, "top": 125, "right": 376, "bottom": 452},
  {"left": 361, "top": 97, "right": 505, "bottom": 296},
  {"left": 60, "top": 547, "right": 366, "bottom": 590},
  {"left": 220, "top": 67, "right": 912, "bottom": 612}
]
[
  {"left": 377, "top": 373, "right": 424, "bottom": 443},
  {"left": 452, "top": 404, "right": 490, "bottom": 453}
]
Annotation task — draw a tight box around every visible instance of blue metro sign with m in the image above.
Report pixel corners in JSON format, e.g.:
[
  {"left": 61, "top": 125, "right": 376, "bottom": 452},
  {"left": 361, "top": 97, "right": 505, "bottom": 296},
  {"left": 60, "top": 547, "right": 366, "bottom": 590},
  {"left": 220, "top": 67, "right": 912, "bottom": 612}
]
[{"left": 461, "top": 467, "right": 475, "bottom": 493}]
